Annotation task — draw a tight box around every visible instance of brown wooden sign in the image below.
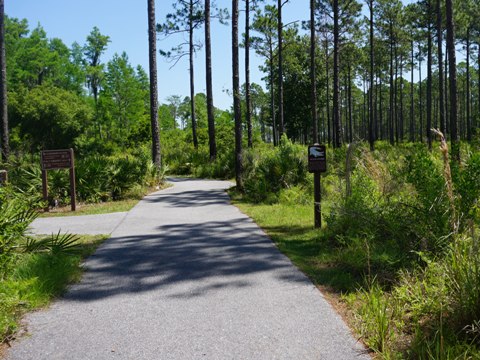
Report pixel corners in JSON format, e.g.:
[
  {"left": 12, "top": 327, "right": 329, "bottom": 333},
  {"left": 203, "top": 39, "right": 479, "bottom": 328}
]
[
  {"left": 41, "top": 149, "right": 76, "bottom": 212},
  {"left": 308, "top": 144, "right": 327, "bottom": 173},
  {"left": 41, "top": 149, "right": 73, "bottom": 170}
]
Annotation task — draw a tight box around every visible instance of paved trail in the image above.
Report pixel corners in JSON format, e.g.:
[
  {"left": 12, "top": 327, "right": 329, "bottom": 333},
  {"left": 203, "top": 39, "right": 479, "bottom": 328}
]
[{"left": 7, "top": 178, "right": 369, "bottom": 360}]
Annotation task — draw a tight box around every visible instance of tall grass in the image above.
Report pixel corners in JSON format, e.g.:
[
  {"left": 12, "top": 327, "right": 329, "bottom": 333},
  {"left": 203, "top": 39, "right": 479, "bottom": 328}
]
[{"left": 235, "top": 138, "right": 480, "bottom": 358}]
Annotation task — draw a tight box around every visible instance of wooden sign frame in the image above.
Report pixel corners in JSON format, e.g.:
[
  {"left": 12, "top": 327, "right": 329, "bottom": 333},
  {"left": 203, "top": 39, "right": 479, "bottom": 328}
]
[{"left": 41, "top": 149, "right": 76, "bottom": 212}]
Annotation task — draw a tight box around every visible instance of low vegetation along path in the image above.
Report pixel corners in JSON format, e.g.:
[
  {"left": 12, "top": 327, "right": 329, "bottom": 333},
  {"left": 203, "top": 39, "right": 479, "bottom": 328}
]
[{"left": 7, "top": 178, "right": 369, "bottom": 360}]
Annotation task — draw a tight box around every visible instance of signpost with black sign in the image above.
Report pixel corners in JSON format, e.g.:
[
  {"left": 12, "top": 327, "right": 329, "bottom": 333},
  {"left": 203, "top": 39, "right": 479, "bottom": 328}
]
[
  {"left": 308, "top": 144, "right": 326, "bottom": 228},
  {"left": 41, "top": 149, "right": 76, "bottom": 212}
]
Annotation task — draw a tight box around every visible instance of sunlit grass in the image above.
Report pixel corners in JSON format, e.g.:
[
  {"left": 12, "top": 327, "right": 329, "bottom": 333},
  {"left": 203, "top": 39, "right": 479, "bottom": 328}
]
[
  {"left": 0, "top": 234, "right": 108, "bottom": 343},
  {"left": 233, "top": 196, "right": 361, "bottom": 293},
  {"left": 39, "top": 199, "right": 139, "bottom": 217}
]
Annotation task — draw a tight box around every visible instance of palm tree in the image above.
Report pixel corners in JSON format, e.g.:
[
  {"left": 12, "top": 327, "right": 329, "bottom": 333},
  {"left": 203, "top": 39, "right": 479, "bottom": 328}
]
[{"left": 148, "top": 0, "right": 161, "bottom": 168}]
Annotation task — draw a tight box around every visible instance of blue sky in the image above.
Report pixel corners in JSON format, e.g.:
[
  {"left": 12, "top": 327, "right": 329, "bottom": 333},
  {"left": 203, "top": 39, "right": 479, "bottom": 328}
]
[{"left": 6, "top": 0, "right": 310, "bottom": 110}]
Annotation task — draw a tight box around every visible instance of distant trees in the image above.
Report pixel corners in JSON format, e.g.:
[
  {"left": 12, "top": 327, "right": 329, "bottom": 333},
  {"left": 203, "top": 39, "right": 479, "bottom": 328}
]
[
  {"left": 84, "top": 27, "right": 110, "bottom": 107},
  {"left": 2, "top": 0, "right": 478, "bottom": 166},
  {"left": 157, "top": 0, "right": 204, "bottom": 149}
]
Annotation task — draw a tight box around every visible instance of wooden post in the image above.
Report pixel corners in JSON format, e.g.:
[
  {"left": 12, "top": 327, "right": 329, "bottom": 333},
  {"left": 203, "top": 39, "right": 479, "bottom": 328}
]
[
  {"left": 40, "top": 148, "right": 76, "bottom": 212},
  {"left": 69, "top": 149, "right": 76, "bottom": 211},
  {"left": 308, "top": 144, "right": 326, "bottom": 229},
  {"left": 41, "top": 169, "right": 49, "bottom": 212},
  {"left": 314, "top": 172, "right": 321, "bottom": 228}
]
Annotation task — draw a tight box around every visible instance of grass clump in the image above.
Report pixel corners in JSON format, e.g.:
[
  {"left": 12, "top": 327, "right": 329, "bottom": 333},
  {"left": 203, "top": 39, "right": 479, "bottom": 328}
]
[
  {"left": 0, "top": 183, "right": 108, "bottom": 343},
  {"left": 0, "top": 234, "right": 107, "bottom": 343}
]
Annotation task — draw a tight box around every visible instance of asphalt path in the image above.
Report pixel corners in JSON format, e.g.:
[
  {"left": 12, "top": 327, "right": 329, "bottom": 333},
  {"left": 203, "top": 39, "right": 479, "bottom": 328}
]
[
  {"left": 29, "top": 212, "right": 128, "bottom": 235},
  {"left": 7, "top": 178, "right": 370, "bottom": 360}
]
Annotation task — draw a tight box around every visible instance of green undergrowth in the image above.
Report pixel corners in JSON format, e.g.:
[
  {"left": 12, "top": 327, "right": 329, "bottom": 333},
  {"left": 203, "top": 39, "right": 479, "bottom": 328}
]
[
  {"left": 0, "top": 234, "right": 107, "bottom": 343},
  {"left": 232, "top": 138, "right": 480, "bottom": 359}
]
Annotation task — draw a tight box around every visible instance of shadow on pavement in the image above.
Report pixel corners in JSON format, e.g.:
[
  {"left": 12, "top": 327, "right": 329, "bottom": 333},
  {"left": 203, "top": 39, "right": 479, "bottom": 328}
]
[
  {"left": 64, "top": 217, "right": 308, "bottom": 303},
  {"left": 143, "top": 189, "right": 230, "bottom": 208}
]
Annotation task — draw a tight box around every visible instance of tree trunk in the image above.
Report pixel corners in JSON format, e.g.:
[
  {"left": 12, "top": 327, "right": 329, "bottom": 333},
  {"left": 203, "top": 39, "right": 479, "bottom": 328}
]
[
  {"left": 333, "top": 0, "right": 341, "bottom": 147},
  {"left": 445, "top": 48, "right": 449, "bottom": 135},
  {"left": 379, "top": 74, "right": 384, "bottom": 140},
  {"left": 232, "top": 0, "right": 243, "bottom": 190},
  {"left": 374, "top": 75, "right": 379, "bottom": 140},
  {"left": 310, "top": 0, "right": 318, "bottom": 143},
  {"left": 368, "top": 0, "right": 374, "bottom": 150},
  {"left": 389, "top": 24, "right": 395, "bottom": 145},
  {"left": 446, "top": 0, "right": 458, "bottom": 160},
  {"left": 419, "top": 46, "right": 423, "bottom": 142},
  {"left": 437, "top": 0, "right": 445, "bottom": 135},
  {"left": 400, "top": 54, "right": 404, "bottom": 141},
  {"left": 0, "top": 0, "right": 8, "bottom": 161},
  {"left": 427, "top": 15, "right": 432, "bottom": 150},
  {"left": 245, "top": 0, "right": 253, "bottom": 148},
  {"left": 269, "top": 39, "right": 277, "bottom": 146},
  {"left": 189, "top": 0, "right": 198, "bottom": 149},
  {"left": 325, "top": 40, "right": 331, "bottom": 145},
  {"left": 410, "top": 40, "right": 415, "bottom": 142},
  {"left": 205, "top": 0, "right": 217, "bottom": 159},
  {"left": 148, "top": 0, "right": 161, "bottom": 168},
  {"left": 466, "top": 29, "right": 472, "bottom": 141},
  {"left": 394, "top": 43, "right": 399, "bottom": 143},
  {"left": 348, "top": 66, "right": 353, "bottom": 143},
  {"left": 277, "top": 0, "right": 285, "bottom": 138},
  {"left": 478, "top": 46, "right": 480, "bottom": 131}
]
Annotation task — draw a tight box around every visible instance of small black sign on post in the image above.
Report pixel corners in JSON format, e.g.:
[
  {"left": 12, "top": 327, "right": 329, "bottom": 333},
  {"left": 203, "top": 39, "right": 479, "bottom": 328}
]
[
  {"left": 41, "top": 149, "right": 76, "bottom": 212},
  {"left": 308, "top": 144, "right": 327, "bottom": 228},
  {"left": 0, "top": 170, "right": 7, "bottom": 185}
]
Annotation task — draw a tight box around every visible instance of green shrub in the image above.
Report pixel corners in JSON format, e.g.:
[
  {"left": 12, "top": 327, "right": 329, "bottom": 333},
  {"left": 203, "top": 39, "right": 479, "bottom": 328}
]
[
  {"left": 242, "top": 136, "right": 308, "bottom": 202},
  {"left": 0, "top": 187, "right": 39, "bottom": 278}
]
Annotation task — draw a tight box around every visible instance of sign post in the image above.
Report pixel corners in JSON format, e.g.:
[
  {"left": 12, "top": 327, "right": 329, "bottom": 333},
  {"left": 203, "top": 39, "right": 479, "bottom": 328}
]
[
  {"left": 308, "top": 144, "right": 326, "bottom": 228},
  {"left": 41, "top": 149, "right": 76, "bottom": 212}
]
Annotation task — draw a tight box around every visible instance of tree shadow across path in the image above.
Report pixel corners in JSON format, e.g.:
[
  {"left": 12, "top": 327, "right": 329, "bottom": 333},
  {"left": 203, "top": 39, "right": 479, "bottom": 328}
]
[{"left": 64, "top": 217, "right": 309, "bottom": 303}]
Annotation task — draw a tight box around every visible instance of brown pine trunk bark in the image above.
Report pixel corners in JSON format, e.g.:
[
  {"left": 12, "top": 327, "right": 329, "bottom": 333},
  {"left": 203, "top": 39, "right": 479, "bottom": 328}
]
[
  {"left": 333, "top": 0, "right": 341, "bottom": 147},
  {"left": 427, "top": 16, "right": 433, "bottom": 150},
  {"left": 325, "top": 40, "right": 331, "bottom": 145},
  {"left": 466, "top": 30, "right": 472, "bottom": 141},
  {"left": 245, "top": 0, "right": 253, "bottom": 148},
  {"left": 437, "top": 0, "right": 445, "bottom": 134},
  {"left": 446, "top": 0, "right": 459, "bottom": 160},
  {"left": 410, "top": 40, "right": 415, "bottom": 142},
  {"left": 232, "top": 0, "right": 243, "bottom": 190},
  {"left": 277, "top": 0, "right": 285, "bottom": 138},
  {"left": 189, "top": 0, "right": 198, "bottom": 149},
  {"left": 310, "top": 0, "right": 318, "bottom": 143},
  {"left": 0, "top": 0, "right": 8, "bottom": 161},
  {"left": 148, "top": 0, "right": 161, "bottom": 167},
  {"left": 205, "top": 0, "right": 217, "bottom": 159},
  {"left": 368, "top": 0, "right": 374, "bottom": 150}
]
